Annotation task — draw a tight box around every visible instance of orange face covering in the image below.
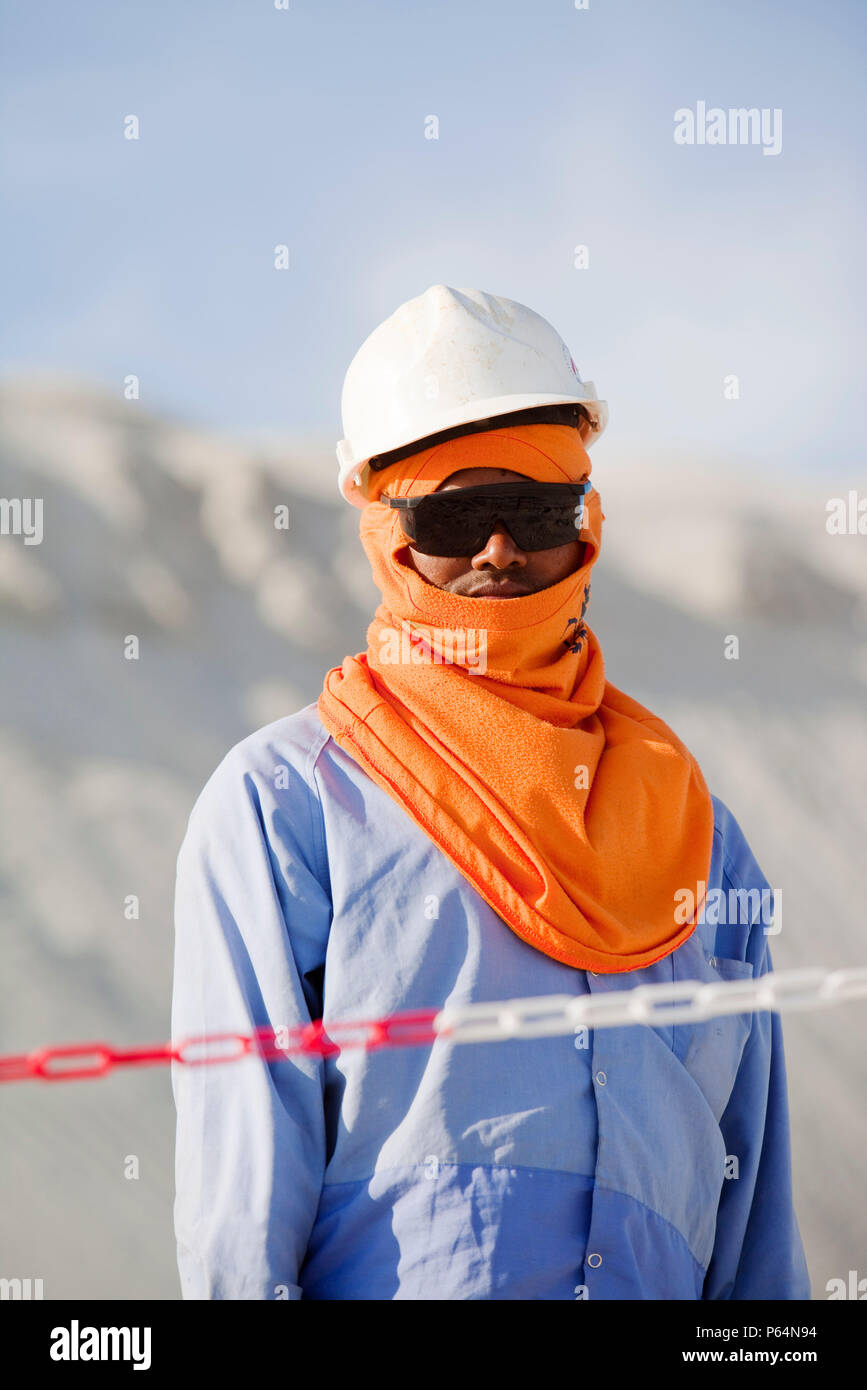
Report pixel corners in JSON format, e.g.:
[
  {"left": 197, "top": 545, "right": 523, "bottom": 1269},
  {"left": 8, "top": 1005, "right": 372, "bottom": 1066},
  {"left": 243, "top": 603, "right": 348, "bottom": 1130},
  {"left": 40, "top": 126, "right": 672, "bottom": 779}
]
[{"left": 318, "top": 423, "right": 713, "bottom": 973}]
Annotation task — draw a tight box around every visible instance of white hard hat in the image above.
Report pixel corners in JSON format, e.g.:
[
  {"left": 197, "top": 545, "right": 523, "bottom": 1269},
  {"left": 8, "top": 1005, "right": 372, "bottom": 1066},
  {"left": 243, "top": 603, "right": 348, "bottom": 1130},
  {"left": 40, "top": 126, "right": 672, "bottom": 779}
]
[{"left": 336, "top": 284, "right": 608, "bottom": 507}]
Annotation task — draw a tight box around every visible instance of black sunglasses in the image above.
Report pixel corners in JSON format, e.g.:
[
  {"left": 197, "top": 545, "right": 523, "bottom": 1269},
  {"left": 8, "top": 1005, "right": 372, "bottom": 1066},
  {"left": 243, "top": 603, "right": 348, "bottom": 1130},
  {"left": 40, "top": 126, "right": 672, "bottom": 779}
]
[{"left": 387, "top": 481, "right": 592, "bottom": 557}]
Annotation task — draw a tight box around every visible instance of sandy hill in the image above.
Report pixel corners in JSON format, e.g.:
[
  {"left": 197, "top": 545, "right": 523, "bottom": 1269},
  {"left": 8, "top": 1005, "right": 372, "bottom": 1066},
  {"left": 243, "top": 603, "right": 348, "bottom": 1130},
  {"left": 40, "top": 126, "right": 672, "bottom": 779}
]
[{"left": 0, "top": 378, "right": 864, "bottom": 1298}]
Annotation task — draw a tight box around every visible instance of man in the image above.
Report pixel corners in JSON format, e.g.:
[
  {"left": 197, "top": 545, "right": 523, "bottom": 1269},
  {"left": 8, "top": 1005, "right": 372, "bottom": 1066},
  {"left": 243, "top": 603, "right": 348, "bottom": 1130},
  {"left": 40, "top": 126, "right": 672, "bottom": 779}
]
[{"left": 171, "top": 285, "right": 810, "bottom": 1300}]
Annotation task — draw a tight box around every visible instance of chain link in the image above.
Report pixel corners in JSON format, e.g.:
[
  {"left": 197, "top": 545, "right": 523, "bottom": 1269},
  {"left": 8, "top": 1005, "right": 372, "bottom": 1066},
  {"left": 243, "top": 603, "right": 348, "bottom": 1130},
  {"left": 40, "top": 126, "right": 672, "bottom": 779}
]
[
  {"left": 1, "top": 968, "right": 865, "bottom": 1082},
  {"left": 433, "top": 967, "right": 867, "bottom": 1042}
]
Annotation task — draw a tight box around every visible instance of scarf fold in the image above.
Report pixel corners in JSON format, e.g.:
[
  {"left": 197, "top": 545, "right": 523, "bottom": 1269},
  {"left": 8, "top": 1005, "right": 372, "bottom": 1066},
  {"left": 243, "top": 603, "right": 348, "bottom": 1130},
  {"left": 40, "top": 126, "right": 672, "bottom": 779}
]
[{"left": 318, "top": 423, "right": 713, "bottom": 973}]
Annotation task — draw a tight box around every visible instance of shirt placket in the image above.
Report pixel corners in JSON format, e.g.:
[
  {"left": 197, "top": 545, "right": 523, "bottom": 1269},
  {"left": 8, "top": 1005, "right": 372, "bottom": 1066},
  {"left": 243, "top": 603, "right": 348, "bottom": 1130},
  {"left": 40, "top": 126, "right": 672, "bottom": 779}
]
[{"left": 581, "top": 968, "right": 614, "bottom": 1297}]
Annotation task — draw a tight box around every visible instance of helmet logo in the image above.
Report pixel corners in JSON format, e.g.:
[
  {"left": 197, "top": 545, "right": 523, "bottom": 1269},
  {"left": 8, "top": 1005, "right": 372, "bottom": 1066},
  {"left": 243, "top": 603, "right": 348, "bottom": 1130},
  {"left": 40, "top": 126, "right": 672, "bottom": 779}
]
[{"left": 561, "top": 342, "right": 581, "bottom": 379}]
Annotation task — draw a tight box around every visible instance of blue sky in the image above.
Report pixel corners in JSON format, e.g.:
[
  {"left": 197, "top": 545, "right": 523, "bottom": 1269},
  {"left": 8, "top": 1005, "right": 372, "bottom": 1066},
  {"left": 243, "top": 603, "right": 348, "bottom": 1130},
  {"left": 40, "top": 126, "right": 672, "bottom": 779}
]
[{"left": 2, "top": 0, "right": 865, "bottom": 476}]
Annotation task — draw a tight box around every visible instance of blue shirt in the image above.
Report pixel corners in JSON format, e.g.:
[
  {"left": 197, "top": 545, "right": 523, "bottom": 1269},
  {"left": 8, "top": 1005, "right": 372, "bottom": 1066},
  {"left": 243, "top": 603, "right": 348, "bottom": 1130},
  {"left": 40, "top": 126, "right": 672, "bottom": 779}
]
[{"left": 171, "top": 702, "right": 810, "bottom": 1300}]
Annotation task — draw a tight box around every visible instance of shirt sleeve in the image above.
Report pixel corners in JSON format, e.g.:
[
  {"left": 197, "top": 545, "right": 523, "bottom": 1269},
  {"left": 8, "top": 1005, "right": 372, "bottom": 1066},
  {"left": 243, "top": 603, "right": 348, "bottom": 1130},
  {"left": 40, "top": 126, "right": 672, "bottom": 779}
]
[
  {"left": 701, "top": 848, "right": 811, "bottom": 1300},
  {"left": 170, "top": 742, "right": 332, "bottom": 1300}
]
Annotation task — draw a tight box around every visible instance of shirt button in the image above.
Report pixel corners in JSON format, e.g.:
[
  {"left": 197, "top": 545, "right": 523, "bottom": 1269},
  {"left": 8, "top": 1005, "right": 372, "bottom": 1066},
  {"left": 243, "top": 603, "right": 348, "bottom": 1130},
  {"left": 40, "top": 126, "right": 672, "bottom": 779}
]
[
  {"left": 594, "top": 1070, "right": 607, "bottom": 1086},
  {"left": 587, "top": 1253, "right": 603, "bottom": 1268},
  {"left": 709, "top": 956, "right": 717, "bottom": 968},
  {"left": 589, "top": 970, "right": 599, "bottom": 977}
]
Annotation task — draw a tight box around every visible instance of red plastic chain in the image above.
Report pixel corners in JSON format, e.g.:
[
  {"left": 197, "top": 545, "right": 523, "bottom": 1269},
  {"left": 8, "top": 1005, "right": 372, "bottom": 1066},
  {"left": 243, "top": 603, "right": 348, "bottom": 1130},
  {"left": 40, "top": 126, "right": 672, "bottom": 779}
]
[{"left": 0, "top": 1009, "right": 442, "bottom": 1084}]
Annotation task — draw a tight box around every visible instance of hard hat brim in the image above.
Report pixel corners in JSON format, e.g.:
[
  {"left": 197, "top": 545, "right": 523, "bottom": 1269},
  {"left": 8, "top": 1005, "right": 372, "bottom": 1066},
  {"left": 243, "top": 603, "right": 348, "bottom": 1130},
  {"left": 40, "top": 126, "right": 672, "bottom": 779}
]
[{"left": 338, "top": 392, "right": 608, "bottom": 507}]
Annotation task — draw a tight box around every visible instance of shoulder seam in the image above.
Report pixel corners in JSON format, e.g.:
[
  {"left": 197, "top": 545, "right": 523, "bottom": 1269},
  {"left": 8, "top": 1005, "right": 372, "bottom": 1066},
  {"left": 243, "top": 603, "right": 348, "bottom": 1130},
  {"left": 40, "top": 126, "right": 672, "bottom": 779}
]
[
  {"left": 305, "top": 710, "right": 332, "bottom": 774},
  {"left": 710, "top": 797, "right": 772, "bottom": 972},
  {"left": 711, "top": 796, "right": 753, "bottom": 894}
]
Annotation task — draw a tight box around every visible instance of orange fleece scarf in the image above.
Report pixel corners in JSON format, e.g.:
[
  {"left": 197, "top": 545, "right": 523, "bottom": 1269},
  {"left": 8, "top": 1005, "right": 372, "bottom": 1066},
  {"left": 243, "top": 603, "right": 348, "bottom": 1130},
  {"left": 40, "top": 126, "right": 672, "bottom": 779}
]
[{"left": 318, "top": 423, "right": 713, "bottom": 973}]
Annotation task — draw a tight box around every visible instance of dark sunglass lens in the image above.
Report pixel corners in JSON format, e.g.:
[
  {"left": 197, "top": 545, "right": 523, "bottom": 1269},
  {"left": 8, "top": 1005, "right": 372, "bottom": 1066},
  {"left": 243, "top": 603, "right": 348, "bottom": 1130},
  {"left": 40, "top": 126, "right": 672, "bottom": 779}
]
[
  {"left": 402, "top": 495, "right": 489, "bottom": 556},
  {"left": 509, "top": 505, "right": 584, "bottom": 550},
  {"left": 396, "top": 506, "right": 480, "bottom": 556},
  {"left": 396, "top": 487, "right": 588, "bottom": 556}
]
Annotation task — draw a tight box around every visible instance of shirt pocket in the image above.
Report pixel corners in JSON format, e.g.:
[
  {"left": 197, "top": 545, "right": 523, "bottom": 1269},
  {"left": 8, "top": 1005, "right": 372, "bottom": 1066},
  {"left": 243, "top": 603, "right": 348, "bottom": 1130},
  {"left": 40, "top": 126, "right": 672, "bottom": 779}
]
[{"left": 672, "top": 951, "right": 755, "bottom": 1124}]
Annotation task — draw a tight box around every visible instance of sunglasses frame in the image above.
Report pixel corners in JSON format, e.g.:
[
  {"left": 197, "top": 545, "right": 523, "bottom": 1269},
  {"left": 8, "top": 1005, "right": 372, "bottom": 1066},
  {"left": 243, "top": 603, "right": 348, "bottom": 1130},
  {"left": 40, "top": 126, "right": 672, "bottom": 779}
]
[{"left": 386, "top": 480, "right": 592, "bottom": 557}]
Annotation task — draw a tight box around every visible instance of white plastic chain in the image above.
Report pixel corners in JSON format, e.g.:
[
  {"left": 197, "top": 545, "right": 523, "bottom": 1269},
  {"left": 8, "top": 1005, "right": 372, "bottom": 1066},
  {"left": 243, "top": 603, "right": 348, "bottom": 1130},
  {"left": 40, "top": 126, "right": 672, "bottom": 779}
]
[{"left": 432, "top": 967, "right": 867, "bottom": 1045}]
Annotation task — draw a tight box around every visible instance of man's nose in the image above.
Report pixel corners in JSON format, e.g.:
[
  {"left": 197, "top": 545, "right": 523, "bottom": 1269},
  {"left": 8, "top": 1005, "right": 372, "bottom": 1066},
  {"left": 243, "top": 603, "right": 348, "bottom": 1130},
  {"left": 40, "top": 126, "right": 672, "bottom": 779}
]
[{"left": 472, "top": 523, "right": 526, "bottom": 567}]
